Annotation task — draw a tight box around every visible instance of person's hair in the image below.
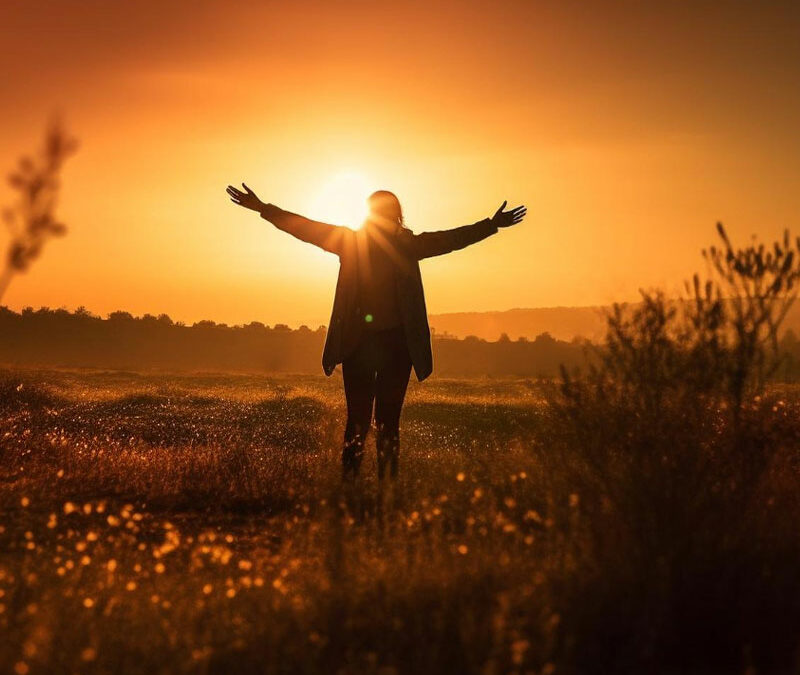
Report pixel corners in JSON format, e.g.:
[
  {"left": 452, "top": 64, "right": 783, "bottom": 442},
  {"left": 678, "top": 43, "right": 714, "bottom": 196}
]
[{"left": 367, "top": 190, "right": 406, "bottom": 231}]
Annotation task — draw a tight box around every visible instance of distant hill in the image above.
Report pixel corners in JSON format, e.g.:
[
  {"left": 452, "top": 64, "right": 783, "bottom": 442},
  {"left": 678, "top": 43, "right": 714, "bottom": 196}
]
[
  {"left": 429, "top": 306, "right": 609, "bottom": 342},
  {"left": 429, "top": 303, "right": 800, "bottom": 342}
]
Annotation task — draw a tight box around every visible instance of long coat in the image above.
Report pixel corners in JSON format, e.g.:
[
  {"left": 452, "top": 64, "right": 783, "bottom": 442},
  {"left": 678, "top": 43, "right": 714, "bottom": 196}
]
[{"left": 260, "top": 204, "right": 498, "bottom": 381}]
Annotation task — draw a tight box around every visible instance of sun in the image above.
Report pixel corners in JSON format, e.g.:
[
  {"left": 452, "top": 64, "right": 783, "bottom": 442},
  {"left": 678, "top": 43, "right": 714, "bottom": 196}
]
[{"left": 308, "top": 170, "right": 372, "bottom": 230}]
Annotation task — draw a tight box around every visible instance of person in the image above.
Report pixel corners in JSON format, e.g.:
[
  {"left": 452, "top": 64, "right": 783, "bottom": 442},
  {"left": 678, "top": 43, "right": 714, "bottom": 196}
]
[{"left": 226, "top": 184, "right": 526, "bottom": 481}]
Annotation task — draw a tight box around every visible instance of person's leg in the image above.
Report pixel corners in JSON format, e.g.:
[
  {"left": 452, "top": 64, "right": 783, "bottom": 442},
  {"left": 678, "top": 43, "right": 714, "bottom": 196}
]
[
  {"left": 374, "top": 328, "right": 413, "bottom": 480},
  {"left": 341, "top": 337, "right": 376, "bottom": 480}
]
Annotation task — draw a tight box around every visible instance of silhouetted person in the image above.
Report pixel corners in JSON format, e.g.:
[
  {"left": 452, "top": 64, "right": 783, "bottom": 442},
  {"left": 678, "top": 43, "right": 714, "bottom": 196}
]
[{"left": 226, "top": 184, "right": 526, "bottom": 480}]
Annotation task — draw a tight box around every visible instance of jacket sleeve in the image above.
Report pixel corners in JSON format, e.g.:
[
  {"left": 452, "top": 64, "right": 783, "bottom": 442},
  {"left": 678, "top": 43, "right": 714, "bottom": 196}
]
[
  {"left": 260, "top": 203, "right": 349, "bottom": 255},
  {"left": 404, "top": 218, "right": 499, "bottom": 260}
]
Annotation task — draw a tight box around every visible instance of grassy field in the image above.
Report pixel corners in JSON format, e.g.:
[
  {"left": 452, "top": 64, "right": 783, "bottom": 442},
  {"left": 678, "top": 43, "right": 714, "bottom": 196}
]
[{"left": 1, "top": 367, "right": 799, "bottom": 674}]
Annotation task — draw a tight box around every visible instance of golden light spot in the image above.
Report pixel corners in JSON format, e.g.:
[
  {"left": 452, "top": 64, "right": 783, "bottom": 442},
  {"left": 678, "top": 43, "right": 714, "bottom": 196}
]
[
  {"left": 203, "top": 584, "right": 213, "bottom": 595},
  {"left": 309, "top": 169, "right": 372, "bottom": 230},
  {"left": 457, "top": 544, "right": 468, "bottom": 555},
  {"left": 14, "top": 661, "right": 29, "bottom": 675},
  {"left": 456, "top": 472, "right": 465, "bottom": 482},
  {"left": 81, "top": 647, "right": 97, "bottom": 662},
  {"left": 126, "top": 581, "right": 137, "bottom": 591},
  {"left": 106, "top": 559, "right": 117, "bottom": 572},
  {"left": 226, "top": 588, "right": 236, "bottom": 598},
  {"left": 154, "top": 563, "right": 165, "bottom": 574},
  {"left": 20, "top": 497, "right": 30, "bottom": 508},
  {"left": 83, "top": 598, "right": 94, "bottom": 608}
]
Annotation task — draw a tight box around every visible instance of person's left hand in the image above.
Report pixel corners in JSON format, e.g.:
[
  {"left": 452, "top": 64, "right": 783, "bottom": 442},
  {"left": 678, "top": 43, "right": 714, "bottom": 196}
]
[
  {"left": 226, "top": 183, "right": 264, "bottom": 212},
  {"left": 491, "top": 201, "right": 527, "bottom": 228}
]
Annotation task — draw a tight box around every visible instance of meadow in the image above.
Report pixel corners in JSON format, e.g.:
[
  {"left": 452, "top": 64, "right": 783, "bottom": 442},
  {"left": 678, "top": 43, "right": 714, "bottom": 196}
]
[{"left": 1, "top": 365, "right": 799, "bottom": 674}]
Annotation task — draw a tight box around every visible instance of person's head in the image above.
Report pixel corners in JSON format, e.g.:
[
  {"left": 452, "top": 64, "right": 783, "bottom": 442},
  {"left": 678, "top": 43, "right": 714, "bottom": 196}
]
[{"left": 366, "top": 190, "right": 404, "bottom": 232}]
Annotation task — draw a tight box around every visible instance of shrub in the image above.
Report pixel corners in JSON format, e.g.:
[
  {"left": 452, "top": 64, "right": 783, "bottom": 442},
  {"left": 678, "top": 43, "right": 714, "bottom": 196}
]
[{"left": 549, "top": 223, "right": 800, "bottom": 672}]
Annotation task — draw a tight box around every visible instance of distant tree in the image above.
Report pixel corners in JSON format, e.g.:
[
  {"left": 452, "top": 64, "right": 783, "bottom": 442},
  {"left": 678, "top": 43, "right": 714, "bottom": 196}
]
[
  {"left": 75, "top": 305, "right": 97, "bottom": 319},
  {"left": 1, "top": 121, "right": 78, "bottom": 301}
]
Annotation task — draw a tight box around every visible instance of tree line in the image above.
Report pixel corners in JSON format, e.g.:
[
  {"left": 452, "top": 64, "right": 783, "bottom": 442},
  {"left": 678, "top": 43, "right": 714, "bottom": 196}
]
[
  {"left": 4, "top": 304, "right": 800, "bottom": 380},
  {"left": 0, "top": 306, "right": 588, "bottom": 378}
]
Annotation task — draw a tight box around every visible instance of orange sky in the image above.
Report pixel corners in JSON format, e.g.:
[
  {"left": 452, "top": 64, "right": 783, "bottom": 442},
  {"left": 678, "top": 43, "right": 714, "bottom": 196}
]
[{"left": 2, "top": 0, "right": 799, "bottom": 328}]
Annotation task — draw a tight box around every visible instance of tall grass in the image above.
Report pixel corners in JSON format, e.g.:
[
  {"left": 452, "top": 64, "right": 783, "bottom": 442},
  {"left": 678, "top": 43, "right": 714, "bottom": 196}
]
[{"left": 550, "top": 224, "right": 800, "bottom": 672}]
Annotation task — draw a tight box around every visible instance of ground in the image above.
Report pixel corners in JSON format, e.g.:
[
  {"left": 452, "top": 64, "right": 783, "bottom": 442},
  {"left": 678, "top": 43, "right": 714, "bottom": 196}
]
[
  {"left": 3, "top": 368, "right": 799, "bottom": 674},
  {"left": 1, "top": 368, "right": 565, "bottom": 674}
]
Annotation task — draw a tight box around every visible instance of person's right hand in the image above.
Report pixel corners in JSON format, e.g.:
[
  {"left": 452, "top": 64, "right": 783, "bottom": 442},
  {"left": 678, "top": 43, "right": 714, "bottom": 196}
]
[{"left": 226, "top": 183, "right": 265, "bottom": 212}]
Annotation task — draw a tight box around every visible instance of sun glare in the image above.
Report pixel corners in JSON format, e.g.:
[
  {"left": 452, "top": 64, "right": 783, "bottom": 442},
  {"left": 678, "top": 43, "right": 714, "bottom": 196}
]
[{"left": 308, "top": 170, "right": 372, "bottom": 230}]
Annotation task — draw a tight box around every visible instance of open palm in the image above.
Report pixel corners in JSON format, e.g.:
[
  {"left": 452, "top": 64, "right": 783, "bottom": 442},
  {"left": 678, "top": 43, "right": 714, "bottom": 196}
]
[
  {"left": 491, "top": 201, "right": 527, "bottom": 228},
  {"left": 226, "top": 183, "right": 264, "bottom": 212}
]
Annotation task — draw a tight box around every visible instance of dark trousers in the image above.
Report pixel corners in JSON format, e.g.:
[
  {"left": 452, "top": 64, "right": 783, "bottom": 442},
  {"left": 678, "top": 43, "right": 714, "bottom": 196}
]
[{"left": 341, "top": 325, "right": 412, "bottom": 479}]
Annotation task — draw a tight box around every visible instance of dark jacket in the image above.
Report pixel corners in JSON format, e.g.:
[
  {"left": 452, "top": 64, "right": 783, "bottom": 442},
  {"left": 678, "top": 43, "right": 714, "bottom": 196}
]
[{"left": 260, "top": 204, "right": 498, "bottom": 381}]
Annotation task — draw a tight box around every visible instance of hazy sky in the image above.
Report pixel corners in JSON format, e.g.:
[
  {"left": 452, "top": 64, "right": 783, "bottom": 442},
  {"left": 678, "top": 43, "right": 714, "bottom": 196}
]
[{"left": 2, "top": 0, "right": 799, "bottom": 327}]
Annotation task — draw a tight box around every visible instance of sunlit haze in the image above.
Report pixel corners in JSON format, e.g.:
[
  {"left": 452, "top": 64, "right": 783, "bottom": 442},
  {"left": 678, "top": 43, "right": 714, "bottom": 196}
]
[
  {"left": 1, "top": 1, "right": 799, "bottom": 328},
  {"left": 308, "top": 171, "right": 373, "bottom": 230}
]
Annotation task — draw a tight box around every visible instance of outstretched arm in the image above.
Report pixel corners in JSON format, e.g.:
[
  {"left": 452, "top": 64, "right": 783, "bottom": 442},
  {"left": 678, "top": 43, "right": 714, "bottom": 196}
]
[
  {"left": 226, "top": 183, "right": 349, "bottom": 255},
  {"left": 406, "top": 201, "right": 527, "bottom": 260}
]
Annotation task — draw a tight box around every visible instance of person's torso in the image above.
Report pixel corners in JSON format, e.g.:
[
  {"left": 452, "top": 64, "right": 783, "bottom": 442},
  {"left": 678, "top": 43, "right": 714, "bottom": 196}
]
[{"left": 355, "top": 229, "right": 403, "bottom": 331}]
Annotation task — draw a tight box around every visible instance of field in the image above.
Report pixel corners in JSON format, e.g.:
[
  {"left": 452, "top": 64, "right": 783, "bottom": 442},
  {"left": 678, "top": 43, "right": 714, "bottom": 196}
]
[{"left": 1, "top": 367, "right": 799, "bottom": 674}]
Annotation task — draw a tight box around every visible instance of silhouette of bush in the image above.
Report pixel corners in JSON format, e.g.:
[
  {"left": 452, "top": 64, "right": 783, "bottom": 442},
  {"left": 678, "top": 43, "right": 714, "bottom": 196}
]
[
  {"left": 1, "top": 121, "right": 78, "bottom": 300},
  {"left": 549, "top": 224, "right": 800, "bottom": 672}
]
